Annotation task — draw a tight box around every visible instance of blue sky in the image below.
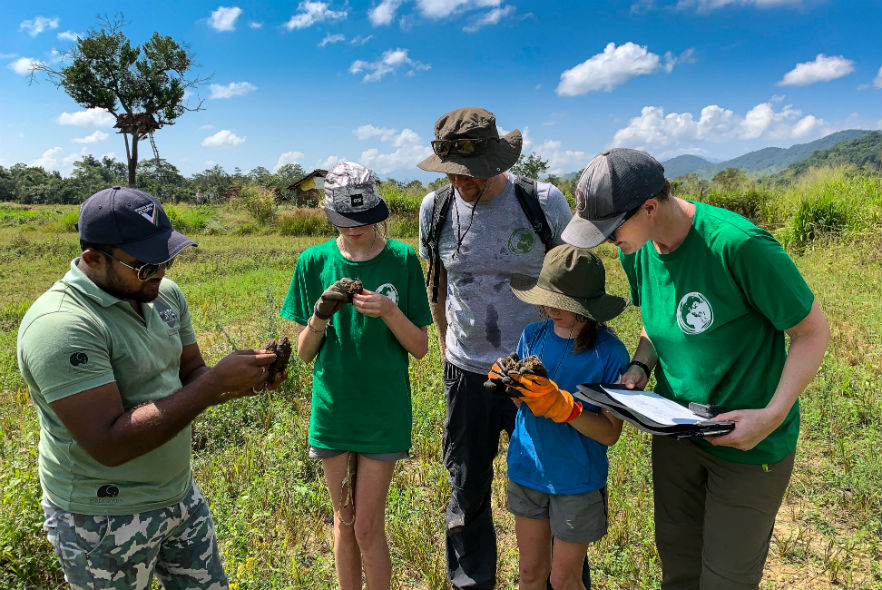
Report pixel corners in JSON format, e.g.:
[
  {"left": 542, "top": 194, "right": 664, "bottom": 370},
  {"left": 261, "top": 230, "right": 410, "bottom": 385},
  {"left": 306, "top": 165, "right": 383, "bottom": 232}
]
[{"left": 2, "top": 0, "right": 880, "bottom": 182}]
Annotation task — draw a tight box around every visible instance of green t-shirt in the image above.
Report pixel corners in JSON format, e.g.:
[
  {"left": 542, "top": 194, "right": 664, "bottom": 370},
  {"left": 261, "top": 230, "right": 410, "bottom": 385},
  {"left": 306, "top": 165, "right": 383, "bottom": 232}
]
[
  {"left": 620, "top": 202, "right": 814, "bottom": 464},
  {"left": 280, "top": 238, "right": 432, "bottom": 453},
  {"left": 17, "top": 260, "right": 196, "bottom": 514}
]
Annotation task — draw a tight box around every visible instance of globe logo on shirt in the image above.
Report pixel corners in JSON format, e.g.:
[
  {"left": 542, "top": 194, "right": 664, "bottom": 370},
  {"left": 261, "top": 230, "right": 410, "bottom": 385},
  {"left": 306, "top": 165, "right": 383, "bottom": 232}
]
[
  {"left": 376, "top": 283, "right": 399, "bottom": 305},
  {"left": 508, "top": 228, "right": 535, "bottom": 255},
  {"left": 677, "top": 292, "right": 714, "bottom": 335}
]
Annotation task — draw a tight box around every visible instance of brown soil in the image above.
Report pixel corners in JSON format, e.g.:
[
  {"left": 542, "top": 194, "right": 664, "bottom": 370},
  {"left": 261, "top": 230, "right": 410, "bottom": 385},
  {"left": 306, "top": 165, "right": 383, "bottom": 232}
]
[
  {"left": 343, "top": 278, "right": 363, "bottom": 300},
  {"left": 262, "top": 336, "right": 292, "bottom": 379}
]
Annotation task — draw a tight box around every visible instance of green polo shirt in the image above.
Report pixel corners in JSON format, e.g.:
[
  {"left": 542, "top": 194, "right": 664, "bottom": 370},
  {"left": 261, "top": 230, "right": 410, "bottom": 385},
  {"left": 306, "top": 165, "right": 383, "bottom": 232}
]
[{"left": 17, "top": 259, "right": 197, "bottom": 514}]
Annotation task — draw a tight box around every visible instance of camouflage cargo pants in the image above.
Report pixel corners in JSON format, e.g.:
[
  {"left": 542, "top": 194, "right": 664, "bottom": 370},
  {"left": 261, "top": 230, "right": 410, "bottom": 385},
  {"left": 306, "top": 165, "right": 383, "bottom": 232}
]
[{"left": 42, "top": 481, "right": 228, "bottom": 590}]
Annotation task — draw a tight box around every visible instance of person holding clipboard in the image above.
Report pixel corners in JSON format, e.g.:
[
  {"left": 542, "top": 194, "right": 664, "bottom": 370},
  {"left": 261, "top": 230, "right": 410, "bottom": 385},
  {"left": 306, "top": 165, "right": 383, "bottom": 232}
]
[{"left": 560, "top": 149, "right": 830, "bottom": 590}]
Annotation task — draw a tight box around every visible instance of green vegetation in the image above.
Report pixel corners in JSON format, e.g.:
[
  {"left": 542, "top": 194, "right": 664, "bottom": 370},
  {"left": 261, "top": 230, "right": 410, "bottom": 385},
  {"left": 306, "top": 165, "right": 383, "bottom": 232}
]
[{"left": 1, "top": 168, "right": 880, "bottom": 589}]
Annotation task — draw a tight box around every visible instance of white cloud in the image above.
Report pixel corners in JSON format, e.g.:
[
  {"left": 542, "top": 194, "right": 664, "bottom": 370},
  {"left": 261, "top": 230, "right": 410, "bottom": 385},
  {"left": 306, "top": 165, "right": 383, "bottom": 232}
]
[
  {"left": 318, "top": 155, "right": 344, "bottom": 169},
  {"left": 57, "top": 30, "right": 80, "bottom": 42},
  {"left": 72, "top": 130, "right": 109, "bottom": 144},
  {"left": 557, "top": 42, "right": 687, "bottom": 96},
  {"left": 249, "top": 21, "right": 263, "bottom": 29},
  {"left": 532, "top": 139, "right": 589, "bottom": 175},
  {"left": 463, "top": 5, "right": 515, "bottom": 32},
  {"left": 416, "top": 0, "right": 502, "bottom": 19},
  {"left": 275, "top": 151, "right": 305, "bottom": 171},
  {"left": 56, "top": 108, "right": 115, "bottom": 128},
  {"left": 350, "top": 48, "right": 430, "bottom": 82},
  {"left": 319, "top": 33, "right": 346, "bottom": 47},
  {"left": 370, "top": 0, "right": 404, "bottom": 25},
  {"left": 19, "top": 16, "right": 59, "bottom": 37},
  {"left": 200, "top": 124, "right": 216, "bottom": 130},
  {"left": 778, "top": 54, "right": 854, "bottom": 86},
  {"left": 612, "top": 101, "right": 831, "bottom": 150},
  {"left": 674, "top": 0, "right": 804, "bottom": 12},
  {"left": 8, "top": 57, "right": 44, "bottom": 75},
  {"left": 351, "top": 35, "right": 373, "bottom": 45},
  {"left": 355, "top": 124, "right": 397, "bottom": 141},
  {"left": 875, "top": 66, "right": 882, "bottom": 89},
  {"left": 202, "top": 130, "right": 246, "bottom": 147},
  {"left": 284, "top": 2, "right": 347, "bottom": 30},
  {"left": 209, "top": 82, "right": 257, "bottom": 99},
  {"left": 357, "top": 127, "right": 431, "bottom": 174},
  {"left": 208, "top": 6, "right": 242, "bottom": 32},
  {"left": 30, "top": 147, "right": 63, "bottom": 170}
]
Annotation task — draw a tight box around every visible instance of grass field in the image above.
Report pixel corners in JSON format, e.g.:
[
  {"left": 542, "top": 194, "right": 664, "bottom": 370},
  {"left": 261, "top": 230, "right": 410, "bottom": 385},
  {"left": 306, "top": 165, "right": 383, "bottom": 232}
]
[{"left": 1, "top": 169, "right": 880, "bottom": 589}]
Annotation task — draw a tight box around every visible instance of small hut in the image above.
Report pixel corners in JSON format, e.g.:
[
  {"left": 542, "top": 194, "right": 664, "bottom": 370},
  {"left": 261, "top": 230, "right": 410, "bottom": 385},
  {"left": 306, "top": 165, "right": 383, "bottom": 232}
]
[{"left": 287, "top": 169, "right": 327, "bottom": 208}]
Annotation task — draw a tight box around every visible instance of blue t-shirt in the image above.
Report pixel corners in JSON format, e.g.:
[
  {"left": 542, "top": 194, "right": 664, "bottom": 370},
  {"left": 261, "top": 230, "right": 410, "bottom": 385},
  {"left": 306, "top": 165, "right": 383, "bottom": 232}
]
[{"left": 507, "top": 319, "right": 629, "bottom": 495}]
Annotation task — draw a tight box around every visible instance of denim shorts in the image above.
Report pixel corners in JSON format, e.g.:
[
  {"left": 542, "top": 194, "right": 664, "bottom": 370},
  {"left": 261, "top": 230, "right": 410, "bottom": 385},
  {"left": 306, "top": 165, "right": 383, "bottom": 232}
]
[
  {"left": 308, "top": 446, "right": 409, "bottom": 461},
  {"left": 507, "top": 480, "right": 608, "bottom": 544}
]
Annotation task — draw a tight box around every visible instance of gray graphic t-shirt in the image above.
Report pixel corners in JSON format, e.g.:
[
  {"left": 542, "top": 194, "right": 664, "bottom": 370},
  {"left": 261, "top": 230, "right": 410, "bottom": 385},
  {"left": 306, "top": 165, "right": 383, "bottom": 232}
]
[{"left": 419, "top": 174, "right": 572, "bottom": 374}]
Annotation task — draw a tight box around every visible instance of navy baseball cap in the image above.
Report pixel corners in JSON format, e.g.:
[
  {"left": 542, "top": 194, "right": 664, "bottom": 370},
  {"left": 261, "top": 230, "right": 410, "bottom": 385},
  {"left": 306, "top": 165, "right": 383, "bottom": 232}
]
[
  {"left": 562, "top": 148, "right": 666, "bottom": 248},
  {"left": 76, "top": 187, "right": 197, "bottom": 263}
]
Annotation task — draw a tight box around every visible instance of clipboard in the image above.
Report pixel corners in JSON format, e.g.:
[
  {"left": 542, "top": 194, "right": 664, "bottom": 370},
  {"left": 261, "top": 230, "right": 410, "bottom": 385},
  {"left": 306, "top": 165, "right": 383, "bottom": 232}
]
[{"left": 575, "top": 383, "right": 735, "bottom": 439}]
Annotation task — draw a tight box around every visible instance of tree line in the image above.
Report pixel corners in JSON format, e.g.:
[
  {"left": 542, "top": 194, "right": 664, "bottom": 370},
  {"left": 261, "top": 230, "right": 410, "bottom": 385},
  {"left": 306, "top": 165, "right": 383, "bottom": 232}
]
[{"left": 0, "top": 156, "right": 309, "bottom": 205}]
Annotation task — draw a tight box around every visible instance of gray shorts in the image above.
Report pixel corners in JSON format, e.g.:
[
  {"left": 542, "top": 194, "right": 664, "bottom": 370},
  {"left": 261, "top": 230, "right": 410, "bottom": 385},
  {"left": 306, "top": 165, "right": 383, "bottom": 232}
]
[
  {"left": 507, "top": 480, "right": 608, "bottom": 544},
  {"left": 308, "top": 446, "right": 409, "bottom": 461}
]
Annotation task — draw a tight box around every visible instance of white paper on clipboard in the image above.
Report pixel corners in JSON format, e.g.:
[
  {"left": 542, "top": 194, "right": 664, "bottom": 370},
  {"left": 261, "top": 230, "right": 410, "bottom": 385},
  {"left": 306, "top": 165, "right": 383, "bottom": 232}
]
[{"left": 600, "top": 386, "right": 706, "bottom": 426}]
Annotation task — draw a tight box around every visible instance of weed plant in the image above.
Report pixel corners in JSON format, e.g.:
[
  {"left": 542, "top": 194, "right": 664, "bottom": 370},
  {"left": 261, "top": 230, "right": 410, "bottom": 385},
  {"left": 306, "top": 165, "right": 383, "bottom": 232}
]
[{"left": 1, "top": 168, "right": 880, "bottom": 589}]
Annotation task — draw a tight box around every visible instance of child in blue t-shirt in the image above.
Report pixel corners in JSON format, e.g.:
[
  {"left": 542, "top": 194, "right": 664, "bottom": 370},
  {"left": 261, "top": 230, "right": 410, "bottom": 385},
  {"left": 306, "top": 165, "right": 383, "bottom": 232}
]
[{"left": 497, "top": 244, "right": 629, "bottom": 590}]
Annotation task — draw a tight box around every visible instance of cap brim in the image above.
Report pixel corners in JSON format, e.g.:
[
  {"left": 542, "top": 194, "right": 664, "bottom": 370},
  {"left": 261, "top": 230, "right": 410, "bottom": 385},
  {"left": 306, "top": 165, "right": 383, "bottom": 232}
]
[
  {"left": 119, "top": 229, "right": 197, "bottom": 263},
  {"left": 324, "top": 200, "right": 389, "bottom": 228},
  {"left": 561, "top": 212, "right": 626, "bottom": 249},
  {"left": 510, "top": 273, "right": 627, "bottom": 322},
  {"left": 417, "top": 131, "right": 522, "bottom": 179}
]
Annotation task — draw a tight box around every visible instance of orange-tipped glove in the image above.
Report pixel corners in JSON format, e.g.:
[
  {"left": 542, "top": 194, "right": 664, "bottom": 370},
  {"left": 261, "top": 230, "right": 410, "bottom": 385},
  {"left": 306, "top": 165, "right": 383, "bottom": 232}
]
[
  {"left": 505, "top": 369, "right": 583, "bottom": 423},
  {"left": 485, "top": 353, "right": 524, "bottom": 398}
]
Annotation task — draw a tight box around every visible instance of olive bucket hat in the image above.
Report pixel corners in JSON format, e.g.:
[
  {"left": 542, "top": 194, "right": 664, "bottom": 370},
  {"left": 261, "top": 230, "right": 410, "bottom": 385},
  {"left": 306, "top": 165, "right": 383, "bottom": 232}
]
[
  {"left": 510, "top": 244, "right": 627, "bottom": 322},
  {"left": 417, "top": 107, "right": 522, "bottom": 179}
]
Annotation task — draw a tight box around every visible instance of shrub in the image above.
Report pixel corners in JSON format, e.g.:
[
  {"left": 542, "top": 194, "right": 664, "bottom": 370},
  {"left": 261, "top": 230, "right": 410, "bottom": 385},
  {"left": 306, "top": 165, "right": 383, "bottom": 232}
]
[
  {"left": 380, "top": 186, "right": 422, "bottom": 215},
  {"left": 702, "top": 187, "right": 772, "bottom": 224},
  {"left": 388, "top": 214, "right": 419, "bottom": 238},
  {"left": 278, "top": 210, "right": 334, "bottom": 236},
  {"left": 165, "top": 205, "right": 217, "bottom": 233},
  {"left": 240, "top": 186, "right": 278, "bottom": 225},
  {"left": 783, "top": 195, "right": 850, "bottom": 249}
]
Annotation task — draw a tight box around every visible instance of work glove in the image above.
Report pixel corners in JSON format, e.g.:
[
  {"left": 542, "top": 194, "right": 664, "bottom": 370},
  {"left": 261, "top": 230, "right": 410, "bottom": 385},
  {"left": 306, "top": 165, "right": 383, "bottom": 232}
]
[
  {"left": 484, "top": 352, "right": 523, "bottom": 398},
  {"left": 496, "top": 355, "right": 582, "bottom": 423},
  {"left": 313, "top": 278, "right": 362, "bottom": 320}
]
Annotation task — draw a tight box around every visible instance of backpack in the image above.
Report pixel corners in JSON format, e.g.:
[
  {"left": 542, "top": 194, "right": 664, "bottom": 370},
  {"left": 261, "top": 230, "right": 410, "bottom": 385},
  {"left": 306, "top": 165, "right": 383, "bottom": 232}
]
[{"left": 422, "top": 176, "right": 554, "bottom": 303}]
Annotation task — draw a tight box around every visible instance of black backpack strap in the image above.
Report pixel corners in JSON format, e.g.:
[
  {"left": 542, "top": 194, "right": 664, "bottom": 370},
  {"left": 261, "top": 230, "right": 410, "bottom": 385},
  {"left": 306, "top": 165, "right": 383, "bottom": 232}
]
[
  {"left": 423, "top": 184, "right": 454, "bottom": 303},
  {"left": 513, "top": 176, "right": 553, "bottom": 252}
]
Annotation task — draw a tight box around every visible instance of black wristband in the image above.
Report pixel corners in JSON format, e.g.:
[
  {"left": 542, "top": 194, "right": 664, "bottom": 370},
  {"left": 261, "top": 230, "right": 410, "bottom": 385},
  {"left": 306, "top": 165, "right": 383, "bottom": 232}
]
[
  {"left": 313, "top": 304, "right": 330, "bottom": 321},
  {"left": 628, "top": 359, "right": 652, "bottom": 378}
]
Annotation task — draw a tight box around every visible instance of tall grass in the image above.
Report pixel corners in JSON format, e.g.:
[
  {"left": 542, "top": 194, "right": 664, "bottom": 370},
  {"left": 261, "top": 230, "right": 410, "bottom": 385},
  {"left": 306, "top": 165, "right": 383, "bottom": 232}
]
[{"left": 1, "top": 167, "right": 880, "bottom": 589}]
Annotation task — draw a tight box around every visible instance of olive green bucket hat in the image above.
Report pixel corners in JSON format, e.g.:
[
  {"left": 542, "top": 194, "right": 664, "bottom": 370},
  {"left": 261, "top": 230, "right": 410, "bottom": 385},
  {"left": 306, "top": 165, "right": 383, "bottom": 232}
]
[
  {"left": 510, "top": 244, "right": 627, "bottom": 322},
  {"left": 417, "top": 107, "right": 522, "bottom": 179}
]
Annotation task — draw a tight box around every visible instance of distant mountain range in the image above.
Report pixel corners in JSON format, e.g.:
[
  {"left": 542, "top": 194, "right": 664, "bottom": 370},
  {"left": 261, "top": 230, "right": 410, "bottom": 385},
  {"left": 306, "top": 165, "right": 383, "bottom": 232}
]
[{"left": 661, "top": 129, "right": 875, "bottom": 179}]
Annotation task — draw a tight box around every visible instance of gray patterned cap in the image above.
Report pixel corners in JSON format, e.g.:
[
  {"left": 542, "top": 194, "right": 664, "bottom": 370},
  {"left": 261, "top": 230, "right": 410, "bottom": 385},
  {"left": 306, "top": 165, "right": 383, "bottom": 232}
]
[
  {"left": 562, "top": 148, "right": 666, "bottom": 248},
  {"left": 323, "top": 161, "right": 389, "bottom": 227}
]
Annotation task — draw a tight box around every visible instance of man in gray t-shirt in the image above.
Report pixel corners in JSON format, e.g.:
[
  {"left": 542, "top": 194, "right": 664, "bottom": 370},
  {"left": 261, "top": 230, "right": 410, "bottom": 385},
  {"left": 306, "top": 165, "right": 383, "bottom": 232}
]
[{"left": 417, "top": 107, "right": 571, "bottom": 590}]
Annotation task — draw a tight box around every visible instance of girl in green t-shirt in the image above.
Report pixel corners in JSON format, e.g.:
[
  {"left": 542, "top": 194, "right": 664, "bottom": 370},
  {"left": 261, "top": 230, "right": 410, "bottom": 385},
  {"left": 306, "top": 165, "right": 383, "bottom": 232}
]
[{"left": 280, "top": 162, "right": 432, "bottom": 590}]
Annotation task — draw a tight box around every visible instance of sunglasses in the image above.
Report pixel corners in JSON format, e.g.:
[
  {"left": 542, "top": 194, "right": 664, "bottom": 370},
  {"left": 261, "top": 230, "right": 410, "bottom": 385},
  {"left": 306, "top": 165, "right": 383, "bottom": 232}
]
[
  {"left": 608, "top": 204, "right": 643, "bottom": 243},
  {"left": 98, "top": 249, "right": 175, "bottom": 281},
  {"left": 431, "top": 137, "right": 498, "bottom": 157}
]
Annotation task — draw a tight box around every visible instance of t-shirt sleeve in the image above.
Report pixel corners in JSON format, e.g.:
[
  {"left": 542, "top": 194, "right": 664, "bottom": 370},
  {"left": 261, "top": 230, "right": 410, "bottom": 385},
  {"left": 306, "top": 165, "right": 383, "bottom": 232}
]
[
  {"left": 542, "top": 184, "right": 574, "bottom": 246},
  {"left": 619, "top": 250, "right": 640, "bottom": 307},
  {"left": 19, "top": 313, "right": 115, "bottom": 403},
  {"left": 279, "top": 254, "right": 313, "bottom": 325},
  {"left": 600, "top": 334, "right": 630, "bottom": 383},
  {"left": 418, "top": 192, "right": 436, "bottom": 260},
  {"left": 168, "top": 281, "right": 196, "bottom": 346},
  {"left": 404, "top": 247, "right": 433, "bottom": 327},
  {"left": 730, "top": 231, "right": 814, "bottom": 331}
]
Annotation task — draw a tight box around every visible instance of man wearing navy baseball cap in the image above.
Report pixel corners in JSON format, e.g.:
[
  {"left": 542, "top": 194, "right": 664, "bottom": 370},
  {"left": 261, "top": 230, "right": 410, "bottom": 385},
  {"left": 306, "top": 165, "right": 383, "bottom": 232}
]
[{"left": 18, "top": 186, "right": 285, "bottom": 590}]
